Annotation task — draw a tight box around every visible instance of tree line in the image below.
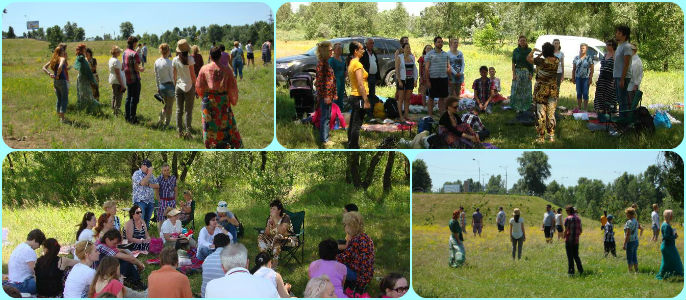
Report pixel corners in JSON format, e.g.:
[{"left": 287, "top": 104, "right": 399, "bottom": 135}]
[
  {"left": 277, "top": 2, "right": 683, "bottom": 71},
  {"left": 3, "top": 20, "right": 273, "bottom": 52},
  {"left": 2, "top": 151, "right": 409, "bottom": 208},
  {"left": 413, "top": 151, "right": 683, "bottom": 223}
]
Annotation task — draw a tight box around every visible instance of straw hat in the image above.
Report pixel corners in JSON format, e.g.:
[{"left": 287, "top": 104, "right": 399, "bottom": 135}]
[
  {"left": 176, "top": 39, "right": 190, "bottom": 53},
  {"left": 165, "top": 207, "right": 181, "bottom": 217},
  {"left": 513, "top": 208, "right": 521, "bottom": 216}
]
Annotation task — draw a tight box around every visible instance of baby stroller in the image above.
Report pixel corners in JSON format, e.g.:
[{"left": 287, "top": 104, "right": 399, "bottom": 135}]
[{"left": 289, "top": 73, "right": 315, "bottom": 120}]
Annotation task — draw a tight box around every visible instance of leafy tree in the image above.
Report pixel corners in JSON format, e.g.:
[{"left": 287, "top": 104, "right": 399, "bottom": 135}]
[
  {"left": 485, "top": 175, "right": 505, "bottom": 194},
  {"left": 412, "top": 159, "right": 431, "bottom": 192},
  {"left": 207, "top": 24, "right": 223, "bottom": 44},
  {"left": 660, "top": 151, "right": 683, "bottom": 207},
  {"left": 120, "top": 21, "right": 134, "bottom": 39},
  {"left": 46, "top": 25, "right": 64, "bottom": 49},
  {"left": 276, "top": 3, "right": 294, "bottom": 30},
  {"left": 516, "top": 151, "right": 551, "bottom": 196},
  {"left": 103, "top": 33, "right": 112, "bottom": 40},
  {"left": 7, "top": 26, "right": 16, "bottom": 38}
]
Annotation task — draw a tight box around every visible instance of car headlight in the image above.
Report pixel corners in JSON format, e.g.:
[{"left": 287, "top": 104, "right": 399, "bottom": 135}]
[{"left": 276, "top": 62, "right": 296, "bottom": 69}]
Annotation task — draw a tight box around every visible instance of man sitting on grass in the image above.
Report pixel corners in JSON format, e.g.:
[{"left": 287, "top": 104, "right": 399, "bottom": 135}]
[
  {"left": 96, "top": 229, "right": 146, "bottom": 290},
  {"left": 148, "top": 247, "right": 192, "bottom": 298},
  {"left": 5, "top": 229, "right": 46, "bottom": 294}
]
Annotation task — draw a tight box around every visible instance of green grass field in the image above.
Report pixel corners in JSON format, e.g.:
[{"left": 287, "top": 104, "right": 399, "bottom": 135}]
[
  {"left": 2, "top": 39, "right": 274, "bottom": 149},
  {"left": 276, "top": 37, "right": 684, "bottom": 149},
  {"left": 412, "top": 193, "right": 684, "bottom": 297},
  {"left": 1, "top": 180, "right": 409, "bottom": 297}
]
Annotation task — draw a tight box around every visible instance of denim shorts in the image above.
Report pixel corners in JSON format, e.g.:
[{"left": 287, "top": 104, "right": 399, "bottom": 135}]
[{"left": 158, "top": 82, "right": 175, "bottom": 98}]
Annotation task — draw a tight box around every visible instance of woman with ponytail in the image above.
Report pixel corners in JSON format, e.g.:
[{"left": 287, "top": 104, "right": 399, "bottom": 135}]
[
  {"left": 251, "top": 252, "right": 292, "bottom": 298},
  {"left": 76, "top": 212, "right": 97, "bottom": 242}
]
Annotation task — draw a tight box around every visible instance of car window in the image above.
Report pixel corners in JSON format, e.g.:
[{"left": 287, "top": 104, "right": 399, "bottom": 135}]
[
  {"left": 373, "top": 39, "right": 388, "bottom": 55},
  {"left": 385, "top": 40, "right": 402, "bottom": 54},
  {"left": 587, "top": 47, "right": 598, "bottom": 61}
]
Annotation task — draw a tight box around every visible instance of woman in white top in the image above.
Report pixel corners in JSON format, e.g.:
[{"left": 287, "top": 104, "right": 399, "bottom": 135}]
[
  {"left": 76, "top": 212, "right": 96, "bottom": 242},
  {"left": 154, "top": 43, "right": 175, "bottom": 128},
  {"left": 197, "top": 212, "right": 230, "bottom": 260},
  {"left": 63, "top": 240, "right": 99, "bottom": 298},
  {"left": 173, "top": 39, "right": 196, "bottom": 139},
  {"left": 510, "top": 208, "right": 526, "bottom": 260},
  {"left": 108, "top": 46, "right": 126, "bottom": 116},
  {"left": 395, "top": 42, "right": 417, "bottom": 122},
  {"left": 555, "top": 208, "right": 564, "bottom": 240},
  {"left": 160, "top": 207, "right": 197, "bottom": 247},
  {"left": 250, "top": 252, "right": 292, "bottom": 298},
  {"left": 553, "top": 39, "right": 564, "bottom": 94}
]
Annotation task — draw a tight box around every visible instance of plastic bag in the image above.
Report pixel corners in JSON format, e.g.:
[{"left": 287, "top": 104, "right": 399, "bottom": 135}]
[{"left": 653, "top": 110, "right": 672, "bottom": 129}]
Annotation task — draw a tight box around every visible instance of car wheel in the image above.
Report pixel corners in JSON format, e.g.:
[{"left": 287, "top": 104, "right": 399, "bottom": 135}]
[{"left": 384, "top": 69, "right": 396, "bottom": 86}]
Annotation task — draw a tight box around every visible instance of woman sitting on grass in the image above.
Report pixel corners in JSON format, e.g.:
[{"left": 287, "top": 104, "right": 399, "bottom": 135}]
[
  {"left": 160, "top": 207, "right": 197, "bottom": 247},
  {"left": 197, "top": 212, "right": 229, "bottom": 260},
  {"left": 124, "top": 205, "right": 150, "bottom": 251},
  {"left": 35, "top": 238, "right": 78, "bottom": 297},
  {"left": 251, "top": 251, "right": 293, "bottom": 297},
  {"left": 41, "top": 44, "right": 70, "bottom": 123},
  {"left": 94, "top": 213, "right": 114, "bottom": 242},
  {"left": 656, "top": 209, "right": 683, "bottom": 280},
  {"left": 76, "top": 212, "right": 96, "bottom": 242},
  {"left": 336, "top": 211, "right": 375, "bottom": 291},
  {"left": 63, "top": 240, "right": 99, "bottom": 298},
  {"left": 449, "top": 209, "right": 465, "bottom": 267},
  {"left": 88, "top": 256, "right": 125, "bottom": 298},
  {"left": 309, "top": 239, "right": 347, "bottom": 298},
  {"left": 438, "top": 96, "right": 480, "bottom": 148},
  {"left": 258, "top": 200, "right": 296, "bottom": 268},
  {"left": 379, "top": 273, "right": 409, "bottom": 298},
  {"left": 304, "top": 275, "right": 336, "bottom": 298}
]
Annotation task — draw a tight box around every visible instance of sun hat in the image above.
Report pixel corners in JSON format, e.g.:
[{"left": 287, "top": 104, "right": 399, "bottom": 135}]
[
  {"left": 176, "top": 39, "right": 190, "bottom": 53},
  {"left": 165, "top": 207, "right": 180, "bottom": 217},
  {"left": 217, "top": 201, "right": 229, "bottom": 213}
]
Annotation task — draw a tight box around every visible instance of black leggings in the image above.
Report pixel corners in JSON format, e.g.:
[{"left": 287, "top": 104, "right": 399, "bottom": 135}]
[
  {"left": 347, "top": 96, "right": 366, "bottom": 149},
  {"left": 565, "top": 242, "right": 583, "bottom": 274},
  {"left": 511, "top": 237, "right": 524, "bottom": 259}
]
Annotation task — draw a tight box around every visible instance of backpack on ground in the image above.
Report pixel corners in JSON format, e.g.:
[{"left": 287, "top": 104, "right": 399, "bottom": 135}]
[
  {"left": 418, "top": 116, "right": 436, "bottom": 133},
  {"left": 634, "top": 106, "right": 655, "bottom": 133},
  {"left": 384, "top": 98, "right": 400, "bottom": 119}
]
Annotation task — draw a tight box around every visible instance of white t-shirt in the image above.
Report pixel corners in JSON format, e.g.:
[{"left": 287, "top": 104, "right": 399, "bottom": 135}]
[
  {"left": 108, "top": 57, "right": 124, "bottom": 85},
  {"left": 253, "top": 266, "right": 277, "bottom": 288},
  {"left": 496, "top": 211, "right": 506, "bottom": 226},
  {"left": 160, "top": 219, "right": 183, "bottom": 239},
  {"left": 555, "top": 213, "right": 563, "bottom": 226},
  {"left": 78, "top": 229, "right": 94, "bottom": 242},
  {"left": 651, "top": 210, "right": 660, "bottom": 227},
  {"left": 510, "top": 217, "right": 524, "bottom": 239},
  {"left": 554, "top": 51, "right": 564, "bottom": 74},
  {"left": 154, "top": 57, "right": 174, "bottom": 86},
  {"left": 8, "top": 242, "right": 37, "bottom": 282},
  {"left": 63, "top": 263, "right": 96, "bottom": 298},
  {"left": 173, "top": 55, "right": 196, "bottom": 92},
  {"left": 198, "top": 226, "right": 226, "bottom": 250}
]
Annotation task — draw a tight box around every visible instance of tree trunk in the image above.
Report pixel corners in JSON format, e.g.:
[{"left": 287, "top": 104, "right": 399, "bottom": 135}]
[
  {"left": 6, "top": 153, "right": 14, "bottom": 175},
  {"left": 261, "top": 151, "right": 267, "bottom": 172},
  {"left": 403, "top": 155, "right": 410, "bottom": 182},
  {"left": 179, "top": 151, "right": 198, "bottom": 182},
  {"left": 383, "top": 151, "right": 396, "bottom": 194},
  {"left": 161, "top": 151, "right": 168, "bottom": 163},
  {"left": 362, "top": 152, "right": 385, "bottom": 190},
  {"left": 348, "top": 152, "right": 361, "bottom": 188},
  {"left": 129, "top": 152, "right": 141, "bottom": 175},
  {"left": 172, "top": 152, "right": 178, "bottom": 178}
]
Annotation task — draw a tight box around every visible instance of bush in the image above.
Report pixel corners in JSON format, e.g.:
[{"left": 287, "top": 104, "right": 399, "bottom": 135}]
[
  {"left": 473, "top": 24, "right": 501, "bottom": 52},
  {"left": 248, "top": 171, "right": 294, "bottom": 205}
]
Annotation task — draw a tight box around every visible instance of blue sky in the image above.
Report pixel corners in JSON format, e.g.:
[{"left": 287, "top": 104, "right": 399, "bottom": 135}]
[
  {"left": 416, "top": 151, "right": 667, "bottom": 192},
  {"left": 2, "top": 2, "right": 271, "bottom": 37}
]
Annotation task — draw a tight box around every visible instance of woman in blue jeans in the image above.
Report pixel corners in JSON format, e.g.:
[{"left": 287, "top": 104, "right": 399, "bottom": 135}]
[
  {"left": 230, "top": 41, "right": 245, "bottom": 80},
  {"left": 42, "top": 45, "right": 70, "bottom": 122},
  {"left": 572, "top": 43, "right": 594, "bottom": 112},
  {"left": 623, "top": 207, "right": 640, "bottom": 273}
]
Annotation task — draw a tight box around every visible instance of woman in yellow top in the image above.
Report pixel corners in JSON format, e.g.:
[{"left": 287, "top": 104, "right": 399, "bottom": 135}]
[{"left": 346, "top": 41, "right": 369, "bottom": 149}]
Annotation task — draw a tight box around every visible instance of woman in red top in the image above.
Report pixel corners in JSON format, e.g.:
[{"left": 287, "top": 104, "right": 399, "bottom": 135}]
[
  {"left": 88, "top": 256, "right": 124, "bottom": 297},
  {"left": 315, "top": 41, "right": 337, "bottom": 147},
  {"left": 336, "top": 211, "right": 375, "bottom": 290},
  {"left": 196, "top": 46, "right": 242, "bottom": 149}
]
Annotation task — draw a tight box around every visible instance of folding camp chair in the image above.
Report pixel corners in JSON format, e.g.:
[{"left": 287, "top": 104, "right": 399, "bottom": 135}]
[
  {"left": 181, "top": 199, "right": 196, "bottom": 231},
  {"left": 608, "top": 90, "right": 643, "bottom": 133},
  {"left": 280, "top": 210, "right": 305, "bottom": 265}
]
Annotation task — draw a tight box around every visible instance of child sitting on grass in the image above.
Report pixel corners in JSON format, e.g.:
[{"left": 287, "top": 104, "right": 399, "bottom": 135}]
[{"left": 489, "top": 67, "right": 508, "bottom": 103}]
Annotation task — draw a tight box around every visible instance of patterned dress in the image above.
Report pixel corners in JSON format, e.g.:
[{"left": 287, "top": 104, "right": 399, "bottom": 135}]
[
  {"left": 533, "top": 56, "right": 560, "bottom": 138},
  {"left": 449, "top": 219, "right": 465, "bottom": 267},
  {"left": 196, "top": 61, "right": 242, "bottom": 149},
  {"left": 593, "top": 55, "right": 616, "bottom": 113},
  {"left": 336, "top": 232, "right": 375, "bottom": 289},
  {"left": 75, "top": 55, "right": 100, "bottom": 112},
  {"left": 257, "top": 214, "right": 297, "bottom": 267}
]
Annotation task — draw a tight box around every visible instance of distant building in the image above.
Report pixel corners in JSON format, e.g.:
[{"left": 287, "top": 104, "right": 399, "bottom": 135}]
[{"left": 443, "top": 184, "right": 462, "bottom": 193}]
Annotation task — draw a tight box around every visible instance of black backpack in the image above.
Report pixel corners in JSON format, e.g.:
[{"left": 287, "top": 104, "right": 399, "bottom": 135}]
[
  {"left": 384, "top": 98, "right": 400, "bottom": 119},
  {"left": 634, "top": 106, "right": 655, "bottom": 133}
]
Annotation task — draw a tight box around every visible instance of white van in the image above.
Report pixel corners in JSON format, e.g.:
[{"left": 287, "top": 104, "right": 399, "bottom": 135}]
[{"left": 535, "top": 35, "right": 607, "bottom": 81}]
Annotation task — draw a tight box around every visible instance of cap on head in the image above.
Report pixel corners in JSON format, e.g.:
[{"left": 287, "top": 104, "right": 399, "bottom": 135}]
[{"left": 141, "top": 159, "right": 152, "bottom": 168}]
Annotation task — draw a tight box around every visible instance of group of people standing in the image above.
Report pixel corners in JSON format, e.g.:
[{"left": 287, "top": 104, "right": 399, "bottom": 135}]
[
  {"left": 42, "top": 37, "right": 274, "bottom": 148},
  {"left": 448, "top": 203, "right": 682, "bottom": 280}
]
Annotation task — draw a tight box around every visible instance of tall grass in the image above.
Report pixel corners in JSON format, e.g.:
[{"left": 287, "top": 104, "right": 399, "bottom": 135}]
[
  {"left": 276, "top": 38, "right": 684, "bottom": 149},
  {"left": 1, "top": 181, "right": 410, "bottom": 297},
  {"left": 412, "top": 193, "right": 684, "bottom": 297},
  {"left": 2, "top": 39, "right": 273, "bottom": 149}
]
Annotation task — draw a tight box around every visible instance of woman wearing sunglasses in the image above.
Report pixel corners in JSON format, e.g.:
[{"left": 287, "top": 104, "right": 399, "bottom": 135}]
[
  {"left": 124, "top": 205, "right": 151, "bottom": 251},
  {"left": 438, "top": 96, "right": 480, "bottom": 148},
  {"left": 379, "top": 273, "right": 408, "bottom": 298}
]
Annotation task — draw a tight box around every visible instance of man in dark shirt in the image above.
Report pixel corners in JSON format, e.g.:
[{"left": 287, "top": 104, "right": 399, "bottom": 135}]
[{"left": 563, "top": 205, "right": 583, "bottom": 275}]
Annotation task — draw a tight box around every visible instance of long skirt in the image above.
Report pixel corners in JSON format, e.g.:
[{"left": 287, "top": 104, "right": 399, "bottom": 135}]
[
  {"left": 593, "top": 76, "right": 616, "bottom": 113},
  {"left": 76, "top": 75, "right": 100, "bottom": 113},
  {"left": 201, "top": 91, "right": 243, "bottom": 149},
  {"left": 510, "top": 69, "right": 532, "bottom": 112},
  {"left": 257, "top": 233, "right": 297, "bottom": 266},
  {"left": 449, "top": 236, "right": 465, "bottom": 267}
]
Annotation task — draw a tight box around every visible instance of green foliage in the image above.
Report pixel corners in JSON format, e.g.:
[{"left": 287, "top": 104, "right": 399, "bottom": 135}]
[
  {"left": 412, "top": 159, "right": 431, "bottom": 192},
  {"left": 46, "top": 25, "right": 64, "bottom": 49},
  {"left": 63, "top": 22, "right": 85, "bottom": 42},
  {"left": 248, "top": 171, "right": 295, "bottom": 205},
  {"left": 473, "top": 23, "right": 501, "bottom": 52},
  {"left": 516, "top": 151, "right": 551, "bottom": 196},
  {"left": 7, "top": 26, "right": 16, "bottom": 38},
  {"left": 120, "top": 21, "right": 134, "bottom": 39},
  {"left": 659, "top": 151, "right": 684, "bottom": 207}
]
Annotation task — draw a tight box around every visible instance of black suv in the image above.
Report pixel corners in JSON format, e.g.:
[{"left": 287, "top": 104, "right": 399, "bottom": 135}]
[{"left": 276, "top": 37, "right": 401, "bottom": 86}]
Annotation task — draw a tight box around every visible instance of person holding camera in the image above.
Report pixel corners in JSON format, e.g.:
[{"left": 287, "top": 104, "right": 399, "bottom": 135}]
[{"left": 131, "top": 159, "right": 159, "bottom": 229}]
